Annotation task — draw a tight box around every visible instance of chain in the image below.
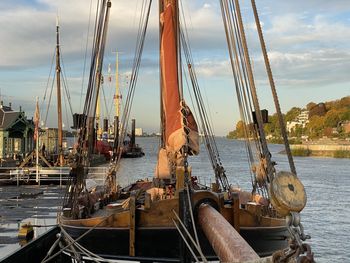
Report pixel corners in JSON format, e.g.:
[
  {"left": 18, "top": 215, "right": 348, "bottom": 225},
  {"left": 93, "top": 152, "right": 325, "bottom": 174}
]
[
  {"left": 283, "top": 212, "right": 314, "bottom": 263},
  {"left": 180, "top": 101, "right": 190, "bottom": 185}
]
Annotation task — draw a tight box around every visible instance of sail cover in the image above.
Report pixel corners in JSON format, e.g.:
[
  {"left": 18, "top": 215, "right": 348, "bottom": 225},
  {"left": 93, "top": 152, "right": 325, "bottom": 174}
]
[{"left": 156, "top": 3, "right": 199, "bottom": 179}]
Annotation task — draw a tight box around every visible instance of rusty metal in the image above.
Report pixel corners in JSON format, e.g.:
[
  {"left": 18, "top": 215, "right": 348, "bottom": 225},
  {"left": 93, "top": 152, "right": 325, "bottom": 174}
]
[
  {"left": 198, "top": 204, "right": 259, "bottom": 262},
  {"left": 298, "top": 243, "right": 315, "bottom": 263}
]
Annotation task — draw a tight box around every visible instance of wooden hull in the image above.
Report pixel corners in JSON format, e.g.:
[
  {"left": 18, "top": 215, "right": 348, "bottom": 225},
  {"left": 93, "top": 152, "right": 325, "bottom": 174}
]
[
  {"left": 61, "top": 223, "right": 288, "bottom": 262},
  {"left": 60, "top": 190, "right": 289, "bottom": 261}
]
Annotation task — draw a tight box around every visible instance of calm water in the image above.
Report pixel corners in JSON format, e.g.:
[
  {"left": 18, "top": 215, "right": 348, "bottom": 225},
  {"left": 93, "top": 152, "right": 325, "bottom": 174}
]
[
  {"left": 118, "top": 137, "right": 350, "bottom": 262},
  {"left": 0, "top": 137, "right": 349, "bottom": 262}
]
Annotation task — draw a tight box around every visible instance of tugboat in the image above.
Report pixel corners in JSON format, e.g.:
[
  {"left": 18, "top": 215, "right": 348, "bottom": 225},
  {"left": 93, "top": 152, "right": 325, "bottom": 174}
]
[{"left": 121, "top": 119, "right": 145, "bottom": 158}]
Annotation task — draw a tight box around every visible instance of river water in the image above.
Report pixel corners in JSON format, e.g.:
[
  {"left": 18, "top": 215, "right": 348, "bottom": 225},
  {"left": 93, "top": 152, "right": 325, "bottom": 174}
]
[
  {"left": 118, "top": 137, "right": 350, "bottom": 262},
  {"left": 0, "top": 136, "right": 349, "bottom": 262}
]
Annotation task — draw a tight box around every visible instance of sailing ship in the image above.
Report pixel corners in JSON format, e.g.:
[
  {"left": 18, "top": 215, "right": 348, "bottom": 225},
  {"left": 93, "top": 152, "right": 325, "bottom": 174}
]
[
  {"left": 57, "top": 0, "right": 314, "bottom": 262},
  {"left": 19, "top": 17, "right": 65, "bottom": 170}
]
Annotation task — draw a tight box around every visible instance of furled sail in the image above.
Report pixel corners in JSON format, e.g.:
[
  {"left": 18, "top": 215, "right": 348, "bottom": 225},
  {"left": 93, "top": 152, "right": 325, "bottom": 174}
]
[{"left": 156, "top": 2, "right": 199, "bottom": 179}]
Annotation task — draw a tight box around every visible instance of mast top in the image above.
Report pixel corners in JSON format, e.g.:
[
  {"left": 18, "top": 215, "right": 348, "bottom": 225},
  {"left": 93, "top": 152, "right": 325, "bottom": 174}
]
[{"left": 56, "top": 14, "right": 59, "bottom": 27}]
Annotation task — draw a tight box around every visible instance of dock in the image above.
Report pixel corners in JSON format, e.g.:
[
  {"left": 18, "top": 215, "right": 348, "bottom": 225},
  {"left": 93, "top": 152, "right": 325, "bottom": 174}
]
[
  {"left": 0, "top": 166, "right": 109, "bottom": 186},
  {"left": 0, "top": 166, "right": 109, "bottom": 261}
]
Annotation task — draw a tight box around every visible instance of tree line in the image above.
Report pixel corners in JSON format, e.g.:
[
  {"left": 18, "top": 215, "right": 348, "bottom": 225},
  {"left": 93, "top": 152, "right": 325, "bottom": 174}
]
[{"left": 227, "top": 96, "right": 350, "bottom": 142}]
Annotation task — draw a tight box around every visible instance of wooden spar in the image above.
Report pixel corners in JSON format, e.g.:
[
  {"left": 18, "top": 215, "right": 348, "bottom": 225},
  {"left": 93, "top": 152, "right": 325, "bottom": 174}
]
[
  {"left": 55, "top": 16, "right": 64, "bottom": 166},
  {"left": 198, "top": 204, "right": 260, "bottom": 262}
]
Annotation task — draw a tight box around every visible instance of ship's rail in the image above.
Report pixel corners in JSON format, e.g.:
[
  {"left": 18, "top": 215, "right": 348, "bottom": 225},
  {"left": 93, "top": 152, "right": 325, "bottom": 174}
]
[{"left": 0, "top": 166, "right": 110, "bottom": 187}]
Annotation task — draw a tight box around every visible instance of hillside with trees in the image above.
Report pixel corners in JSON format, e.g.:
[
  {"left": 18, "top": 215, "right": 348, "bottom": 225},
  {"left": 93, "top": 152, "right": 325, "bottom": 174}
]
[{"left": 227, "top": 96, "right": 350, "bottom": 142}]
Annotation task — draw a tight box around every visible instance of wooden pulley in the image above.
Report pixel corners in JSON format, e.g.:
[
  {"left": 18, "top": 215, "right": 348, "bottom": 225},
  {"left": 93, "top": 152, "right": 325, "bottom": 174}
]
[{"left": 269, "top": 171, "right": 306, "bottom": 216}]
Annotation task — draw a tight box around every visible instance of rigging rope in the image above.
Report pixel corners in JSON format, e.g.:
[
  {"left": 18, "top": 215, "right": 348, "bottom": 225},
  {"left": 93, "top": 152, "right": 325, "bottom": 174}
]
[
  {"left": 220, "top": 0, "right": 257, "bottom": 189},
  {"left": 219, "top": 0, "right": 281, "bottom": 196},
  {"left": 41, "top": 47, "right": 56, "bottom": 113},
  {"left": 250, "top": 0, "right": 297, "bottom": 176},
  {"left": 63, "top": 0, "right": 112, "bottom": 214},
  {"left": 179, "top": 19, "right": 230, "bottom": 191},
  {"left": 114, "top": 0, "right": 152, "bottom": 162},
  {"left": 43, "top": 73, "right": 55, "bottom": 128},
  {"left": 60, "top": 53, "right": 74, "bottom": 118}
]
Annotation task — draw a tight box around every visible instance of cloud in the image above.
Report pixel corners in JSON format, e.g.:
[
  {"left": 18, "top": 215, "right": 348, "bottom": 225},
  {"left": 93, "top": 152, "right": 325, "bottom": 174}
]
[
  {"left": 0, "top": 0, "right": 349, "bottom": 135},
  {"left": 191, "top": 59, "right": 230, "bottom": 78},
  {"left": 267, "top": 49, "right": 350, "bottom": 86},
  {"left": 265, "top": 14, "right": 350, "bottom": 50}
]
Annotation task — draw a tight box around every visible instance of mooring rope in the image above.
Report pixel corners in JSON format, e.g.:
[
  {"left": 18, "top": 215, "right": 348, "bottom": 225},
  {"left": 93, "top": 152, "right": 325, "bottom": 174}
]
[
  {"left": 172, "top": 209, "right": 208, "bottom": 262},
  {"left": 41, "top": 213, "right": 113, "bottom": 263},
  {"left": 172, "top": 219, "right": 201, "bottom": 263}
]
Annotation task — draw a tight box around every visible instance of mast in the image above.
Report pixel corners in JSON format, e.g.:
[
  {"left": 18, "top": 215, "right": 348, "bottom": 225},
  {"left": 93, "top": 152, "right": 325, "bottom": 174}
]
[
  {"left": 156, "top": 0, "right": 199, "bottom": 180},
  {"left": 87, "top": 0, "right": 111, "bottom": 158},
  {"left": 115, "top": 51, "right": 120, "bottom": 118},
  {"left": 56, "top": 16, "right": 64, "bottom": 166},
  {"left": 159, "top": 0, "right": 180, "bottom": 148},
  {"left": 158, "top": 2, "right": 195, "bottom": 262},
  {"left": 113, "top": 51, "right": 120, "bottom": 155},
  {"left": 159, "top": 0, "right": 165, "bottom": 148},
  {"left": 160, "top": 0, "right": 180, "bottom": 146},
  {"left": 95, "top": 94, "right": 102, "bottom": 139},
  {"left": 34, "top": 97, "right": 40, "bottom": 184},
  {"left": 96, "top": 91, "right": 101, "bottom": 139}
]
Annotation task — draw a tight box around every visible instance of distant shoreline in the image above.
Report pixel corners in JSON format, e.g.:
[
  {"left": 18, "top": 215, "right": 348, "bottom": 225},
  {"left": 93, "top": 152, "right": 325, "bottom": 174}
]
[
  {"left": 227, "top": 137, "right": 350, "bottom": 158},
  {"left": 289, "top": 143, "right": 350, "bottom": 158}
]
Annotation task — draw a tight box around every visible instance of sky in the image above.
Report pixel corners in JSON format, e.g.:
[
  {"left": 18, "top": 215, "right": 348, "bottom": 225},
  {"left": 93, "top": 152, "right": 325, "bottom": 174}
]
[{"left": 0, "top": 0, "right": 349, "bottom": 136}]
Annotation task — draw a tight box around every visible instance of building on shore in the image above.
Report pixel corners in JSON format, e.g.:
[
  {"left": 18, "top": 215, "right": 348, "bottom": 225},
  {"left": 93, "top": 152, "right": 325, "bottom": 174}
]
[
  {"left": 135, "top": 128, "right": 143, "bottom": 136},
  {"left": 0, "top": 102, "right": 35, "bottom": 165},
  {"left": 341, "top": 121, "right": 350, "bottom": 134},
  {"left": 40, "top": 128, "right": 70, "bottom": 154},
  {"left": 286, "top": 110, "right": 309, "bottom": 133}
]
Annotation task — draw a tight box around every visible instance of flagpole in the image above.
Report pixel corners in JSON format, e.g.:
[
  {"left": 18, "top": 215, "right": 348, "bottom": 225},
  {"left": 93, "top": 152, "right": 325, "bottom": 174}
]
[{"left": 35, "top": 97, "right": 40, "bottom": 185}]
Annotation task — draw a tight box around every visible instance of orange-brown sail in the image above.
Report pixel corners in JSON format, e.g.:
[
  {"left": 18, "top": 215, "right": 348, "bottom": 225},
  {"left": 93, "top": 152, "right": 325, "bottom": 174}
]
[
  {"left": 156, "top": 2, "right": 199, "bottom": 179},
  {"left": 160, "top": 3, "right": 181, "bottom": 144}
]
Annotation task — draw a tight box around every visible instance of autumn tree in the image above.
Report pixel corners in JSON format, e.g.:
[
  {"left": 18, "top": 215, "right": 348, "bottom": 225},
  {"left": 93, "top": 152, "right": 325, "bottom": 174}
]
[
  {"left": 324, "top": 109, "right": 341, "bottom": 128},
  {"left": 285, "top": 107, "right": 301, "bottom": 122},
  {"left": 227, "top": 120, "right": 245, "bottom": 139},
  {"left": 306, "top": 115, "right": 325, "bottom": 139}
]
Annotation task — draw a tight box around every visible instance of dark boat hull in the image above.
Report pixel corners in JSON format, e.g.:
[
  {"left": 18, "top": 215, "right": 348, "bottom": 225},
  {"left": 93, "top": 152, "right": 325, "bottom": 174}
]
[
  {"left": 62, "top": 224, "right": 288, "bottom": 262},
  {"left": 1, "top": 226, "right": 68, "bottom": 263}
]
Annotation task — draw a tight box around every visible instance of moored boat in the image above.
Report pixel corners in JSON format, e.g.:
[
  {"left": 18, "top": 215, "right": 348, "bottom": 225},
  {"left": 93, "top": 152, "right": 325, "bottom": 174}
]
[{"left": 56, "top": 1, "right": 314, "bottom": 262}]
